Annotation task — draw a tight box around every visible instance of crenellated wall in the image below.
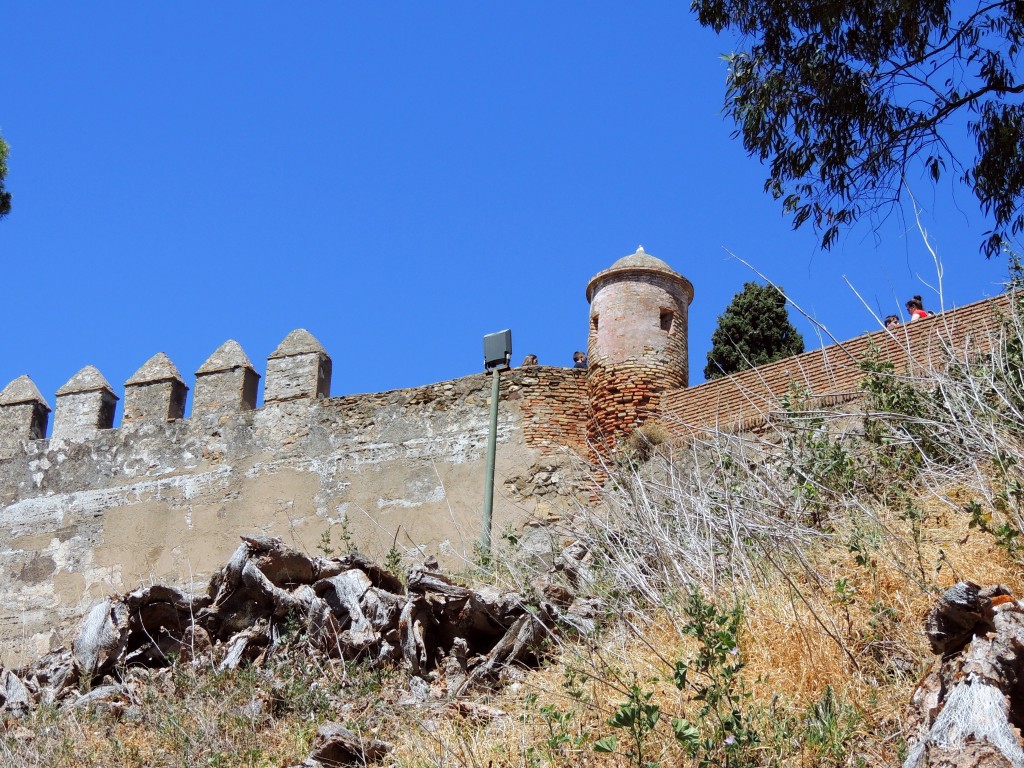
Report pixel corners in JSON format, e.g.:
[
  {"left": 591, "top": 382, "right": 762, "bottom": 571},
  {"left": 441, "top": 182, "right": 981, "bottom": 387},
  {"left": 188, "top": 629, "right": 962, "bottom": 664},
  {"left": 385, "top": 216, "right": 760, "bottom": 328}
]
[{"left": 0, "top": 328, "right": 592, "bottom": 665}]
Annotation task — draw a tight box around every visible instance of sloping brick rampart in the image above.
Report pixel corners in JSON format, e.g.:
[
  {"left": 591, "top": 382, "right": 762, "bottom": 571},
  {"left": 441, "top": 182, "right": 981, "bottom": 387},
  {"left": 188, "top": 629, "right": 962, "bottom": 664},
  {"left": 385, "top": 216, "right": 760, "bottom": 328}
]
[{"left": 661, "top": 294, "right": 1013, "bottom": 434}]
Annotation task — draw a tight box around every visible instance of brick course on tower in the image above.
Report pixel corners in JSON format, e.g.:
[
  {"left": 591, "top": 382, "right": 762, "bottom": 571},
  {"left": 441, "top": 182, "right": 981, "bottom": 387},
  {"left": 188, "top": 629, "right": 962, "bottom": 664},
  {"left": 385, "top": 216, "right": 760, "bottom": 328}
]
[{"left": 585, "top": 246, "right": 694, "bottom": 449}]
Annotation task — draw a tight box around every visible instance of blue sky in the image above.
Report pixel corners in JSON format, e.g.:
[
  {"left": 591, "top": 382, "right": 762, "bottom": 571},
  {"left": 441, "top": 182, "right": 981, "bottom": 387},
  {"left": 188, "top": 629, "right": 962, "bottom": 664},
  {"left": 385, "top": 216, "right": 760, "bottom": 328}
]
[{"left": 1, "top": 4, "right": 1013, "bottom": 427}]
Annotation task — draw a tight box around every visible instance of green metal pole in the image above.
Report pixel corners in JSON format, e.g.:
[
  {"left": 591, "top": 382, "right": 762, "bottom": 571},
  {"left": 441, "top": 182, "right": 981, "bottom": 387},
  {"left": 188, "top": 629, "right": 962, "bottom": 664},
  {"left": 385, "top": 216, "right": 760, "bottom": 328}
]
[{"left": 481, "top": 366, "right": 501, "bottom": 554}]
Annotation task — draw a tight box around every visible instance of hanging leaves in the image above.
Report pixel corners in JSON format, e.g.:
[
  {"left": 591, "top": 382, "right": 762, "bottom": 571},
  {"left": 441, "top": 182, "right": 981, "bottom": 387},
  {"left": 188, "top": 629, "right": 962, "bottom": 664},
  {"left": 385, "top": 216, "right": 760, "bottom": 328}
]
[{"left": 692, "top": 0, "right": 1024, "bottom": 256}]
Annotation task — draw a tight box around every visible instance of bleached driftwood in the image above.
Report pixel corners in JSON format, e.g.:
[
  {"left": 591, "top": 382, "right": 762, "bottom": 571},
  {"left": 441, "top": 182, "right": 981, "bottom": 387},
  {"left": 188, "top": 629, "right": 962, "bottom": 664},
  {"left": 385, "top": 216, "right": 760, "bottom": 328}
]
[
  {"left": 904, "top": 581, "right": 1024, "bottom": 768},
  {"left": 0, "top": 533, "right": 603, "bottom": 766},
  {"left": 454, "top": 612, "right": 550, "bottom": 697},
  {"left": 2, "top": 535, "right": 584, "bottom": 710}
]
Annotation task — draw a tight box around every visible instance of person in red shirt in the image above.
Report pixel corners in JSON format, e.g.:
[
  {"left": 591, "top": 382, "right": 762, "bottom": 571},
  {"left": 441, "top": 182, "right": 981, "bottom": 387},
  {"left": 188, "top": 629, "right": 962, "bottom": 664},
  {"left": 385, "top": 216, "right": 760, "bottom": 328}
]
[{"left": 906, "top": 295, "right": 930, "bottom": 321}]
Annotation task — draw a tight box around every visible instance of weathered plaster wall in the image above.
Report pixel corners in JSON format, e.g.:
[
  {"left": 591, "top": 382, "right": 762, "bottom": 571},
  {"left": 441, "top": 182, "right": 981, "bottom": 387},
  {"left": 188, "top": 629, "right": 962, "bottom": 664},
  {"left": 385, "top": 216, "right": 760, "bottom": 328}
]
[{"left": 0, "top": 368, "right": 590, "bottom": 665}]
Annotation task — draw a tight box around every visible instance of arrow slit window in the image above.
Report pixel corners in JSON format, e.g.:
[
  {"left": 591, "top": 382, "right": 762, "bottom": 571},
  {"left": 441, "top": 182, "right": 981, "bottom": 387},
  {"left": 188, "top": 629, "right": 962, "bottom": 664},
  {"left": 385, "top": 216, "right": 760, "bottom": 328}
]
[{"left": 660, "top": 309, "right": 674, "bottom": 334}]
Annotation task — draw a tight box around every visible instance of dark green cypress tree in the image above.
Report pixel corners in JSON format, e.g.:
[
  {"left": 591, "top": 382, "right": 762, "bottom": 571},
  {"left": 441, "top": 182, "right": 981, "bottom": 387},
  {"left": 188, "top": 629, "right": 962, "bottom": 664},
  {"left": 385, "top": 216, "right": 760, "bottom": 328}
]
[{"left": 704, "top": 282, "right": 804, "bottom": 380}]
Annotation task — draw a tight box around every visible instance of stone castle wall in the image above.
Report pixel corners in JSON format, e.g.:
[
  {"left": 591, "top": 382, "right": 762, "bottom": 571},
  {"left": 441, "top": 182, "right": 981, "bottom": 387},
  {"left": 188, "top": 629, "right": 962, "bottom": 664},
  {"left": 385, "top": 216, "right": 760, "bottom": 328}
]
[
  {"left": 0, "top": 336, "right": 591, "bottom": 665},
  {"left": 0, "top": 271, "right": 1013, "bottom": 668}
]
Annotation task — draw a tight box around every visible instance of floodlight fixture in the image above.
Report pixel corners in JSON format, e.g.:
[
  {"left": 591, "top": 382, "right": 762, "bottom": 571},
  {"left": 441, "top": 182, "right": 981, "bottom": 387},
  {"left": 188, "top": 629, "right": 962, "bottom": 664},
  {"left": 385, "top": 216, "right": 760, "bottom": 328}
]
[{"left": 483, "top": 329, "right": 512, "bottom": 371}]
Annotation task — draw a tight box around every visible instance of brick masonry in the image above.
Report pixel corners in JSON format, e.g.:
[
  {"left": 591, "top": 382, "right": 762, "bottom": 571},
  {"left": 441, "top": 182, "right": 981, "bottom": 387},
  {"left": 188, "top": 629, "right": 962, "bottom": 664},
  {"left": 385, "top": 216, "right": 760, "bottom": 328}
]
[
  {"left": 661, "top": 294, "right": 1013, "bottom": 434},
  {"left": 511, "top": 366, "right": 590, "bottom": 456}
]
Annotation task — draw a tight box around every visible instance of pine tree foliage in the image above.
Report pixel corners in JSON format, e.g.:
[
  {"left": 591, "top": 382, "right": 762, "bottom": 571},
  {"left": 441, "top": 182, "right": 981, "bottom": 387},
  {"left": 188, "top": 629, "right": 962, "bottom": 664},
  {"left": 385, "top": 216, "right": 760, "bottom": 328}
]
[
  {"left": 0, "top": 134, "right": 10, "bottom": 219},
  {"left": 704, "top": 281, "right": 805, "bottom": 379},
  {"left": 691, "top": 0, "right": 1024, "bottom": 257}
]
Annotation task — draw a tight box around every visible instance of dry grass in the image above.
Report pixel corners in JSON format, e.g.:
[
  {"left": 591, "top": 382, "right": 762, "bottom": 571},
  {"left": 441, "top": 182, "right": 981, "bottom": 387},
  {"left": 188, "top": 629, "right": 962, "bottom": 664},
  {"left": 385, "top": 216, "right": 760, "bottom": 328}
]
[{"left": 2, "top": 650, "right": 403, "bottom": 767}]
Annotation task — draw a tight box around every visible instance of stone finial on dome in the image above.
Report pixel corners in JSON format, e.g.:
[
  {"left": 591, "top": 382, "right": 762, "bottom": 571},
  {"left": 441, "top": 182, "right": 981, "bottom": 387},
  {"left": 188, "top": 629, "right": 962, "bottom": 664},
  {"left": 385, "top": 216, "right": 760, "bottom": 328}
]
[
  {"left": 53, "top": 366, "right": 118, "bottom": 441},
  {"left": 194, "top": 340, "right": 260, "bottom": 416},
  {"left": 0, "top": 375, "right": 50, "bottom": 444},
  {"left": 122, "top": 353, "right": 188, "bottom": 424},
  {"left": 264, "top": 329, "right": 332, "bottom": 404}
]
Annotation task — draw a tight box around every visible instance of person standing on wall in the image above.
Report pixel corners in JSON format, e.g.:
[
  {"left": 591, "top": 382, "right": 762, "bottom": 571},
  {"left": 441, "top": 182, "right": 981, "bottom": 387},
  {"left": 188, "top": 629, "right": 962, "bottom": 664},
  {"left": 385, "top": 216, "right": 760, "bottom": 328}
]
[{"left": 906, "top": 296, "right": 930, "bottom": 321}]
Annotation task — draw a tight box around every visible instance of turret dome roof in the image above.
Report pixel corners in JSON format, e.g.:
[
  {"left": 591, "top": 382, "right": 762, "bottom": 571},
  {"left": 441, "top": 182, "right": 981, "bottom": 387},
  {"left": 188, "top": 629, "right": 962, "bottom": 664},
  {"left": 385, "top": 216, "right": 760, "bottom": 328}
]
[
  {"left": 586, "top": 246, "right": 693, "bottom": 304},
  {"left": 608, "top": 246, "right": 674, "bottom": 272}
]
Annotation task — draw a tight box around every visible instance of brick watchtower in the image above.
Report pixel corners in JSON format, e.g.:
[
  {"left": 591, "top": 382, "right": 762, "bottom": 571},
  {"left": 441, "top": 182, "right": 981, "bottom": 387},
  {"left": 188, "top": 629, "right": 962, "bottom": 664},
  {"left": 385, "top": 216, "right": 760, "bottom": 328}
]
[{"left": 586, "top": 246, "right": 693, "bottom": 447}]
